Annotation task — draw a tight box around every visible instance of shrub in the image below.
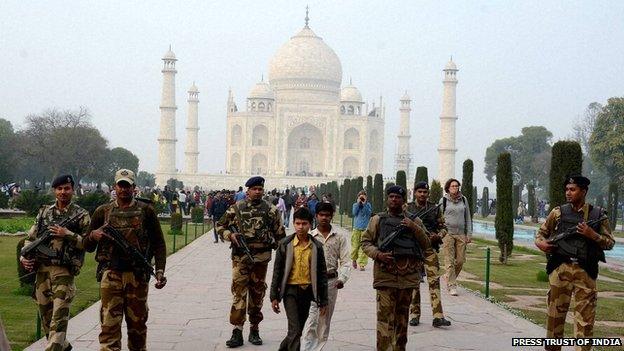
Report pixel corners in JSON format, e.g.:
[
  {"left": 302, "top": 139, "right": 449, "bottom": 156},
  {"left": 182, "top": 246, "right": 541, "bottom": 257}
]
[
  {"left": 76, "top": 192, "right": 111, "bottom": 215},
  {"left": 395, "top": 171, "right": 407, "bottom": 192},
  {"left": 191, "top": 207, "right": 204, "bottom": 224},
  {"left": 13, "top": 190, "right": 54, "bottom": 216},
  {"left": 481, "top": 187, "right": 490, "bottom": 217},
  {"left": 0, "top": 192, "right": 8, "bottom": 209},
  {"left": 170, "top": 212, "right": 183, "bottom": 234},
  {"left": 536, "top": 270, "right": 549, "bottom": 282}
]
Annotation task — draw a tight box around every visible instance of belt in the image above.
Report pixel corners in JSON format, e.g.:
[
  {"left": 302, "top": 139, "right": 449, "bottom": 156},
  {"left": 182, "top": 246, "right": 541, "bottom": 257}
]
[{"left": 326, "top": 270, "right": 338, "bottom": 279}]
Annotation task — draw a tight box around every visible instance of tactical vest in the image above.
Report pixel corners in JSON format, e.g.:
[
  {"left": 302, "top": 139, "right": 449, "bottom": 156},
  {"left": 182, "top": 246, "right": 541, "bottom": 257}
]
[
  {"left": 96, "top": 201, "right": 150, "bottom": 279},
  {"left": 233, "top": 199, "right": 274, "bottom": 249},
  {"left": 36, "top": 204, "right": 86, "bottom": 275},
  {"left": 547, "top": 203, "right": 604, "bottom": 279},
  {"left": 377, "top": 213, "right": 423, "bottom": 275}
]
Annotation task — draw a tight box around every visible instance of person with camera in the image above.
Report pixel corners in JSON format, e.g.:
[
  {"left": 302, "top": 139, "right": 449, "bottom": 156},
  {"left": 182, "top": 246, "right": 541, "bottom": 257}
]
[
  {"left": 351, "top": 190, "right": 372, "bottom": 271},
  {"left": 20, "top": 175, "right": 91, "bottom": 351},
  {"left": 217, "top": 176, "right": 286, "bottom": 348}
]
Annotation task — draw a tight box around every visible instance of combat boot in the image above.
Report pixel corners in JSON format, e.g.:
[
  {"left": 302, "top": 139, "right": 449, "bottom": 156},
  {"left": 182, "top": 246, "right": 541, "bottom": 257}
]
[
  {"left": 248, "top": 329, "right": 263, "bottom": 345},
  {"left": 409, "top": 317, "right": 419, "bottom": 326},
  {"left": 226, "top": 329, "right": 244, "bottom": 348},
  {"left": 432, "top": 317, "right": 451, "bottom": 327}
]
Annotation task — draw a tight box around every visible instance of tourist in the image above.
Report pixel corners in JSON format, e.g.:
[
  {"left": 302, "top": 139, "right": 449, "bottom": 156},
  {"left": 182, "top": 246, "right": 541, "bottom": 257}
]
[
  {"left": 302, "top": 202, "right": 350, "bottom": 351},
  {"left": 351, "top": 190, "right": 372, "bottom": 271},
  {"left": 234, "top": 186, "right": 246, "bottom": 202},
  {"left": 360, "top": 185, "right": 430, "bottom": 350},
  {"left": 210, "top": 192, "right": 229, "bottom": 243},
  {"left": 283, "top": 189, "right": 294, "bottom": 228},
  {"left": 270, "top": 207, "right": 328, "bottom": 351},
  {"left": 178, "top": 190, "right": 187, "bottom": 215},
  {"left": 440, "top": 178, "right": 472, "bottom": 296},
  {"left": 535, "top": 175, "right": 614, "bottom": 351},
  {"left": 295, "top": 192, "right": 308, "bottom": 208},
  {"left": 217, "top": 176, "right": 286, "bottom": 347}
]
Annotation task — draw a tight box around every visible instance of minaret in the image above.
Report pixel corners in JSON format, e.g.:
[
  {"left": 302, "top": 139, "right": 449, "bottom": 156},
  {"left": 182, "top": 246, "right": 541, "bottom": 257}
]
[
  {"left": 437, "top": 58, "right": 459, "bottom": 183},
  {"left": 157, "top": 46, "right": 178, "bottom": 175},
  {"left": 395, "top": 92, "right": 412, "bottom": 179},
  {"left": 184, "top": 82, "right": 199, "bottom": 174}
]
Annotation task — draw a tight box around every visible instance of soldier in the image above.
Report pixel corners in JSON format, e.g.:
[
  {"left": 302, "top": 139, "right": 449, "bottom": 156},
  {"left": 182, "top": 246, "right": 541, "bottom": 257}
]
[
  {"left": 535, "top": 174, "right": 614, "bottom": 351},
  {"left": 406, "top": 181, "right": 451, "bottom": 328},
  {"left": 217, "top": 176, "right": 286, "bottom": 348},
  {"left": 361, "top": 185, "right": 431, "bottom": 351},
  {"left": 84, "top": 169, "right": 167, "bottom": 351},
  {"left": 20, "top": 175, "right": 91, "bottom": 351}
]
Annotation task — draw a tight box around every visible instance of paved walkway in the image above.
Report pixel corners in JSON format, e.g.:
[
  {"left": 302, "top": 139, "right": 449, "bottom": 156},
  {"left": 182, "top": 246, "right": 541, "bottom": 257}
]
[{"left": 27, "top": 226, "right": 546, "bottom": 351}]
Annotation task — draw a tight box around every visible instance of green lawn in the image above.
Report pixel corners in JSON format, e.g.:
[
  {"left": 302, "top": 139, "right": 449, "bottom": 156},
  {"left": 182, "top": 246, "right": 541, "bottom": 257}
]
[
  {"left": 457, "top": 238, "right": 624, "bottom": 338},
  {"left": 0, "top": 221, "right": 210, "bottom": 351},
  {"left": 0, "top": 217, "right": 35, "bottom": 233}
]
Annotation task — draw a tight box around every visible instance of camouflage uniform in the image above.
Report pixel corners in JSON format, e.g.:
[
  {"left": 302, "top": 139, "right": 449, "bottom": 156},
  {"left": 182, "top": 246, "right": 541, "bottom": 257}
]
[
  {"left": 361, "top": 211, "right": 430, "bottom": 351},
  {"left": 25, "top": 202, "right": 91, "bottom": 351},
  {"left": 84, "top": 199, "right": 166, "bottom": 351},
  {"left": 406, "top": 201, "right": 447, "bottom": 321},
  {"left": 535, "top": 203, "right": 614, "bottom": 351},
  {"left": 217, "top": 198, "right": 285, "bottom": 330}
]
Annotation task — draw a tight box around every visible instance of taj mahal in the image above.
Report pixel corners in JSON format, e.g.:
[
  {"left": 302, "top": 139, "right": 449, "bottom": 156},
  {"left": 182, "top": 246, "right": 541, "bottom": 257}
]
[{"left": 155, "top": 12, "right": 459, "bottom": 190}]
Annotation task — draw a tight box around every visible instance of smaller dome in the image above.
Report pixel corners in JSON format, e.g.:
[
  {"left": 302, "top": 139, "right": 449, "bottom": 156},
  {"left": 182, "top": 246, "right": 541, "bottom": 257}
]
[
  {"left": 163, "top": 46, "right": 176, "bottom": 60},
  {"left": 340, "top": 85, "right": 362, "bottom": 102},
  {"left": 248, "top": 81, "right": 274, "bottom": 100},
  {"left": 401, "top": 91, "right": 410, "bottom": 101},
  {"left": 189, "top": 82, "right": 198, "bottom": 92},
  {"left": 445, "top": 59, "right": 457, "bottom": 70}
]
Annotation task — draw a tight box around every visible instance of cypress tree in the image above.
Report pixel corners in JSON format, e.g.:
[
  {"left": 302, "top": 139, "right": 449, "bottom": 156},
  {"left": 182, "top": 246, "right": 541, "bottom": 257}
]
[
  {"left": 512, "top": 185, "right": 521, "bottom": 218},
  {"left": 495, "top": 152, "right": 514, "bottom": 262},
  {"left": 415, "top": 166, "right": 428, "bottom": 184},
  {"left": 481, "top": 187, "right": 490, "bottom": 217},
  {"left": 396, "top": 170, "right": 407, "bottom": 192},
  {"left": 340, "top": 179, "right": 350, "bottom": 215},
  {"left": 527, "top": 184, "right": 536, "bottom": 222},
  {"left": 461, "top": 159, "right": 474, "bottom": 216},
  {"left": 366, "top": 175, "right": 373, "bottom": 198},
  {"left": 373, "top": 173, "right": 384, "bottom": 213},
  {"left": 348, "top": 178, "right": 359, "bottom": 218},
  {"left": 549, "top": 140, "right": 583, "bottom": 208},
  {"left": 355, "top": 176, "right": 364, "bottom": 195},
  {"left": 430, "top": 180, "right": 443, "bottom": 204},
  {"left": 473, "top": 186, "right": 478, "bottom": 217}
]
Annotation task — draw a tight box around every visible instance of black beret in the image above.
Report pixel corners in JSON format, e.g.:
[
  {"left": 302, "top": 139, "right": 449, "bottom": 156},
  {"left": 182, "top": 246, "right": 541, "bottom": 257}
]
[
  {"left": 315, "top": 201, "right": 335, "bottom": 214},
  {"left": 564, "top": 174, "right": 590, "bottom": 188},
  {"left": 414, "top": 181, "right": 429, "bottom": 191},
  {"left": 245, "top": 176, "right": 265, "bottom": 188},
  {"left": 51, "top": 174, "right": 75, "bottom": 188},
  {"left": 386, "top": 185, "right": 406, "bottom": 198}
]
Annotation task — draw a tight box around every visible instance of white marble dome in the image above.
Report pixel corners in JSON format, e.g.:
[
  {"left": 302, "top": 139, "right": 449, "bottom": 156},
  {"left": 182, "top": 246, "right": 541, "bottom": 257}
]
[
  {"left": 340, "top": 85, "right": 362, "bottom": 102},
  {"left": 268, "top": 27, "right": 342, "bottom": 86},
  {"left": 163, "top": 48, "right": 176, "bottom": 60},
  {"left": 248, "top": 81, "right": 274, "bottom": 99}
]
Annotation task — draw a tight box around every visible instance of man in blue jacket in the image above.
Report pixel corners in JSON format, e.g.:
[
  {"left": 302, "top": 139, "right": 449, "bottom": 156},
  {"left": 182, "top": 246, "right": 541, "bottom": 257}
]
[{"left": 351, "top": 190, "right": 372, "bottom": 271}]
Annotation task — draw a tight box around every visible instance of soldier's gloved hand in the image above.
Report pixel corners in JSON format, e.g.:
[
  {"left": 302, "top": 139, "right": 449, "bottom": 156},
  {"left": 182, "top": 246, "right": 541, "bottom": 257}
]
[
  {"left": 155, "top": 271, "right": 167, "bottom": 289},
  {"left": 536, "top": 239, "right": 555, "bottom": 253},
  {"left": 89, "top": 228, "right": 106, "bottom": 242},
  {"left": 20, "top": 256, "right": 36, "bottom": 271}
]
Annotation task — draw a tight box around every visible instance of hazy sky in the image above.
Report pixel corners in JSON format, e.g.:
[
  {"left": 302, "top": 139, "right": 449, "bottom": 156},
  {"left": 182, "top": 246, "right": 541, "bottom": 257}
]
[{"left": 2, "top": 1, "right": 623, "bottom": 188}]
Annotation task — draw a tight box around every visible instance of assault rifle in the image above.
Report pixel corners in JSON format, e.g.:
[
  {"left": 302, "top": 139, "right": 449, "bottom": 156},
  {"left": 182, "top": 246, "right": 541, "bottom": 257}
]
[
  {"left": 548, "top": 216, "right": 609, "bottom": 244},
  {"left": 228, "top": 225, "right": 255, "bottom": 262},
  {"left": 101, "top": 225, "right": 157, "bottom": 279},
  {"left": 379, "top": 203, "right": 442, "bottom": 252},
  {"left": 20, "top": 212, "right": 86, "bottom": 260}
]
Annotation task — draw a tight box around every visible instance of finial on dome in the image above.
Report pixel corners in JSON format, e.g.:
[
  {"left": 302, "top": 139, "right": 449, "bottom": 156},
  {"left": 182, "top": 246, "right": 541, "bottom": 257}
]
[
  {"left": 349, "top": 77, "right": 352, "bottom": 85},
  {"left": 261, "top": 74, "right": 264, "bottom": 82},
  {"left": 305, "top": 5, "right": 310, "bottom": 28}
]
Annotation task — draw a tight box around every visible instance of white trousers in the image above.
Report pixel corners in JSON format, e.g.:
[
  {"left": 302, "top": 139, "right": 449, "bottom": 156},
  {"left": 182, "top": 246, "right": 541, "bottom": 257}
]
[{"left": 301, "top": 278, "right": 339, "bottom": 351}]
